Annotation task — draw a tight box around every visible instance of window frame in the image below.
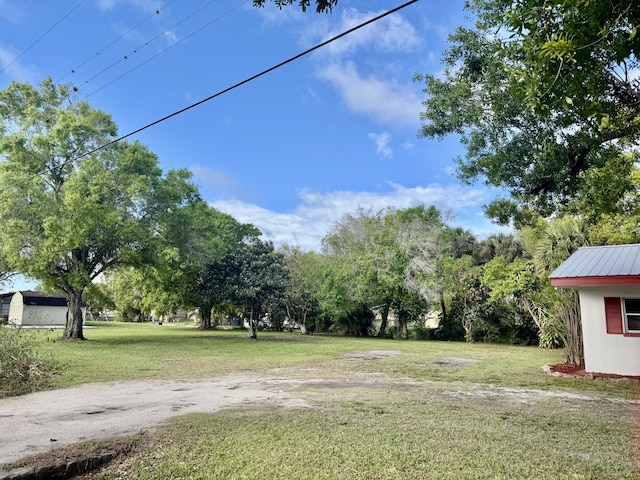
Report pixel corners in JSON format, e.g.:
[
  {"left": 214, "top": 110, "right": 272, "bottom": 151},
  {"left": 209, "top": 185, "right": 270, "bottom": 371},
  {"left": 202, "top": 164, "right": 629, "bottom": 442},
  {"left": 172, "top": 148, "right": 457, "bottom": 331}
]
[{"left": 622, "top": 298, "right": 640, "bottom": 334}]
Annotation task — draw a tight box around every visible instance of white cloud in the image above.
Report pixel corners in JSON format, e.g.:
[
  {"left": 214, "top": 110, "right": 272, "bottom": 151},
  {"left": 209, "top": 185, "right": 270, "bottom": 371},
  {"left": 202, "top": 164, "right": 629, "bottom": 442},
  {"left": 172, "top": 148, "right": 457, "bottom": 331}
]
[
  {"left": 0, "top": 44, "right": 38, "bottom": 82},
  {"left": 162, "top": 30, "right": 178, "bottom": 47},
  {"left": 297, "top": 7, "right": 425, "bottom": 130},
  {"left": 0, "top": 0, "right": 26, "bottom": 23},
  {"left": 369, "top": 131, "right": 393, "bottom": 157},
  {"left": 318, "top": 61, "right": 422, "bottom": 127},
  {"left": 190, "top": 164, "right": 245, "bottom": 199},
  {"left": 315, "top": 8, "right": 421, "bottom": 57},
  {"left": 211, "top": 182, "right": 500, "bottom": 252}
]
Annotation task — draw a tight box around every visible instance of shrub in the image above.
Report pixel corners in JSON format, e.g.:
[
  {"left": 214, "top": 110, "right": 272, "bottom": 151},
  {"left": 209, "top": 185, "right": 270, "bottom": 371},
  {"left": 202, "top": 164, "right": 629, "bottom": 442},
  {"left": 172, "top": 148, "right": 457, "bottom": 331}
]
[
  {"left": 539, "top": 317, "right": 565, "bottom": 349},
  {"left": 0, "top": 328, "right": 58, "bottom": 398}
]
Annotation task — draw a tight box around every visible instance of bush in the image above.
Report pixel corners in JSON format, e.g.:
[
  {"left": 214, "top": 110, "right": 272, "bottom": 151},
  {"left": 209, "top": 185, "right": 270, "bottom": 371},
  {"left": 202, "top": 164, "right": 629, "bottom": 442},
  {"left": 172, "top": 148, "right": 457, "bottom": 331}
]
[
  {"left": 0, "top": 328, "right": 58, "bottom": 398},
  {"left": 539, "top": 317, "right": 565, "bottom": 349}
]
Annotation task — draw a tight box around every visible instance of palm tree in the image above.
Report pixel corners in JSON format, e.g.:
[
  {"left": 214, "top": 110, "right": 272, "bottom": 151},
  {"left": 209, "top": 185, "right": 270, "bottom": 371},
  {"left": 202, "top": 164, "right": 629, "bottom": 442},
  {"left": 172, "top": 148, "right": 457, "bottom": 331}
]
[
  {"left": 448, "top": 227, "right": 477, "bottom": 258},
  {"left": 474, "top": 233, "right": 523, "bottom": 264},
  {"left": 525, "top": 217, "right": 589, "bottom": 365}
]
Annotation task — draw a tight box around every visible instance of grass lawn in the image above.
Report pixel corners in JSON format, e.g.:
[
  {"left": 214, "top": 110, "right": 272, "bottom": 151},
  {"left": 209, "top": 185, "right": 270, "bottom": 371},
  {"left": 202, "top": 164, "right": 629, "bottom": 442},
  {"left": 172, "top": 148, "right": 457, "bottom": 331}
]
[{"left": 24, "top": 323, "right": 640, "bottom": 478}]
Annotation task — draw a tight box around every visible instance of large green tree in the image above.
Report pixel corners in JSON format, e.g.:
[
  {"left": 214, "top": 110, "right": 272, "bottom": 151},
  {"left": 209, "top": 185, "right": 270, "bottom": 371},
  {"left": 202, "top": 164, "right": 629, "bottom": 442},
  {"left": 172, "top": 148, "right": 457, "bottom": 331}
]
[
  {"left": 281, "top": 246, "right": 320, "bottom": 334},
  {"left": 322, "top": 205, "right": 444, "bottom": 339},
  {"left": 201, "top": 238, "right": 288, "bottom": 339},
  {"left": 321, "top": 209, "right": 384, "bottom": 335},
  {"left": 418, "top": 0, "right": 640, "bottom": 223},
  {"left": 0, "top": 79, "right": 194, "bottom": 339},
  {"left": 233, "top": 238, "right": 288, "bottom": 339},
  {"left": 159, "top": 199, "right": 259, "bottom": 329}
]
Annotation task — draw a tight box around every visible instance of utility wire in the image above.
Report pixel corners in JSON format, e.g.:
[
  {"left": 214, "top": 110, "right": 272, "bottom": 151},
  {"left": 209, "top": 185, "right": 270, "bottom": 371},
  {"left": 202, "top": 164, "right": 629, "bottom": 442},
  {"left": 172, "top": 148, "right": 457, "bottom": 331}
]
[
  {"left": 58, "top": 0, "right": 177, "bottom": 82},
  {"left": 87, "top": 0, "right": 250, "bottom": 98},
  {"left": 0, "top": 0, "right": 419, "bottom": 193},
  {"left": 3, "top": 0, "right": 236, "bottom": 147},
  {"left": 0, "top": 0, "right": 87, "bottom": 76},
  {"left": 75, "top": 0, "right": 220, "bottom": 89}
]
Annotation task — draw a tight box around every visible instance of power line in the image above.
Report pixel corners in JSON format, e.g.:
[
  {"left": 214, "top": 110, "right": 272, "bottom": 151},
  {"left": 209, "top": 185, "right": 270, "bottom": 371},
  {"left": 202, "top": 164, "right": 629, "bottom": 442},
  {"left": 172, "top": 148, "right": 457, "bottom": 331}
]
[
  {"left": 13, "top": 0, "right": 239, "bottom": 137},
  {"left": 87, "top": 0, "right": 250, "bottom": 98},
  {"left": 57, "top": 0, "right": 177, "bottom": 83},
  {"left": 0, "top": 0, "right": 87, "bottom": 76},
  {"left": 74, "top": 0, "right": 220, "bottom": 90},
  {"left": 0, "top": 0, "right": 419, "bottom": 193}
]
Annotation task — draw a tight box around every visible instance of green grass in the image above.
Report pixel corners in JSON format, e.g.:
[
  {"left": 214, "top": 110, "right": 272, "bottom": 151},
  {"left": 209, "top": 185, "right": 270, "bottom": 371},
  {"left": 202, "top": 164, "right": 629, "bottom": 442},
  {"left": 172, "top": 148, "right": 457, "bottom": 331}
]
[
  {"left": 24, "top": 322, "right": 640, "bottom": 479},
  {"left": 35, "top": 322, "right": 638, "bottom": 398},
  {"left": 93, "top": 388, "right": 637, "bottom": 479}
]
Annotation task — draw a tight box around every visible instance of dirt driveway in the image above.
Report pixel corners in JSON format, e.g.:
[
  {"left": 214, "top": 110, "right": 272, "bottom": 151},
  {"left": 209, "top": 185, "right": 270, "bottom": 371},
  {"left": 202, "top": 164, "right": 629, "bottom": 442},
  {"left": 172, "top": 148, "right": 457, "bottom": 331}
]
[
  {"left": 2, "top": 353, "right": 637, "bottom": 469},
  {"left": 0, "top": 374, "right": 303, "bottom": 465}
]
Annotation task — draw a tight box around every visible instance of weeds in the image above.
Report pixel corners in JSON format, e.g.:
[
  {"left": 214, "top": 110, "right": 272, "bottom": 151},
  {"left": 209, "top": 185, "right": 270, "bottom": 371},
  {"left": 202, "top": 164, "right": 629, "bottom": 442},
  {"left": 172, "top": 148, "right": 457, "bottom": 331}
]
[{"left": 0, "top": 328, "right": 58, "bottom": 397}]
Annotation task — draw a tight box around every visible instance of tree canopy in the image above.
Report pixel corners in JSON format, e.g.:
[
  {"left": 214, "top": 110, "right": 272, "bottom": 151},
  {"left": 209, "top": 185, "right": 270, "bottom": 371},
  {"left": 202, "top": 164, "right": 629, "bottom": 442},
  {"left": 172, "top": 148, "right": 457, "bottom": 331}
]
[
  {"left": 203, "top": 238, "right": 287, "bottom": 339},
  {"left": 0, "top": 78, "right": 196, "bottom": 339},
  {"left": 321, "top": 206, "right": 445, "bottom": 339},
  {"left": 418, "top": 0, "right": 640, "bottom": 224}
]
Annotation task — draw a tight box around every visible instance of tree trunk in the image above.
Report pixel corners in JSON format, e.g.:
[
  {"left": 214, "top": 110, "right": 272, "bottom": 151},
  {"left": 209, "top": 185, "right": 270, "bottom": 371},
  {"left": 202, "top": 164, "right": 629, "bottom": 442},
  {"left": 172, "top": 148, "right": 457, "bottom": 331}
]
[
  {"left": 398, "top": 309, "right": 408, "bottom": 340},
  {"left": 439, "top": 290, "right": 447, "bottom": 321},
  {"left": 377, "top": 302, "right": 390, "bottom": 337},
  {"left": 360, "top": 304, "right": 371, "bottom": 336},
  {"left": 199, "top": 302, "right": 213, "bottom": 329},
  {"left": 248, "top": 308, "right": 258, "bottom": 339},
  {"left": 63, "top": 289, "right": 85, "bottom": 340},
  {"left": 299, "top": 311, "right": 308, "bottom": 334}
]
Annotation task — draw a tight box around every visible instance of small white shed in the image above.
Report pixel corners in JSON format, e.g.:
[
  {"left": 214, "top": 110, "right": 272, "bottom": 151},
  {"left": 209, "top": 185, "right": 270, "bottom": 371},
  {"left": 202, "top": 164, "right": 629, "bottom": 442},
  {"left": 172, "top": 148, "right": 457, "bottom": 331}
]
[
  {"left": 550, "top": 244, "right": 640, "bottom": 377},
  {"left": 3, "top": 291, "right": 75, "bottom": 327}
]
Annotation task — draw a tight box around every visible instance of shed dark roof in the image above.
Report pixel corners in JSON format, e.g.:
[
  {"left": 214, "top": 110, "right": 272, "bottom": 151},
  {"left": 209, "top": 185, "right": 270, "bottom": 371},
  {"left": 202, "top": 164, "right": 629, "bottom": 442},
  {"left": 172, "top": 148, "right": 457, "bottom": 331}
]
[
  {"left": 550, "top": 244, "right": 640, "bottom": 287},
  {"left": 20, "top": 291, "right": 68, "bottom": 306},
  {"left": 0, "top": 290, "right": 69, "bottom": 306}
]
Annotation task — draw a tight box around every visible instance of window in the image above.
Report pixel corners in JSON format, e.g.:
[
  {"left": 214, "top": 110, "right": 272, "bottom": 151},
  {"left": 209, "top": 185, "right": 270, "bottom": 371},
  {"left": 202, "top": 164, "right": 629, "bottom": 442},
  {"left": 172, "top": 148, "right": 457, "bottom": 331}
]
[
  {"left": 623, "top": 299, "right": 640, "bottom": 332},
  {"left": 604, "top": 297, "right": 640, "bottom": 335}
]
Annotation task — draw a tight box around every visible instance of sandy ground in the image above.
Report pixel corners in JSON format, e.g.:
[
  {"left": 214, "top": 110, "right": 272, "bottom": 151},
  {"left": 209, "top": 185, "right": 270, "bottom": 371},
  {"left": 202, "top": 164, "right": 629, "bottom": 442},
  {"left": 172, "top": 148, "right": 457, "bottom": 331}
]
[
  {"left": 0, "top": 374, "right": 303, "bottom": 465},
  {"left": 2, "top": 353, "right": 638, "bottom": 468}
]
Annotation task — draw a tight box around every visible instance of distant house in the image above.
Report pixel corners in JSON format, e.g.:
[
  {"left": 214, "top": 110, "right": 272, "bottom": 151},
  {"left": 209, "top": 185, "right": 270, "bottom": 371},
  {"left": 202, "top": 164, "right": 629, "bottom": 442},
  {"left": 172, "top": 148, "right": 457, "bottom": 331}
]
[
  {"left": 549, "top": 244, "right": 640, "bottom": 376},
  {"left": 0, "top": 291, "right": 83, "bottom": 327}
]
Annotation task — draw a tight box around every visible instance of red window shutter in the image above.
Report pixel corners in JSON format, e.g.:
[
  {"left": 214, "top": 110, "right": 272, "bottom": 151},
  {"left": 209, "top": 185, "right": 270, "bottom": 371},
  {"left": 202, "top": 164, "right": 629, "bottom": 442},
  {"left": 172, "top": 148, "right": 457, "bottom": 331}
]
[{"left": 604, "top": 297, "right": 623, "bottom": 334}]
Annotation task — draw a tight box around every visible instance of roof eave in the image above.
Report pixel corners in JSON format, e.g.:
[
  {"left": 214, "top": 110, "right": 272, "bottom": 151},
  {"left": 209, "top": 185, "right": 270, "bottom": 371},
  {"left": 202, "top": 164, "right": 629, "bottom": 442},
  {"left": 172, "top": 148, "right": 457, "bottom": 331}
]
[{"left": 550, "top": 275, "right": 640, "bottom": 287}]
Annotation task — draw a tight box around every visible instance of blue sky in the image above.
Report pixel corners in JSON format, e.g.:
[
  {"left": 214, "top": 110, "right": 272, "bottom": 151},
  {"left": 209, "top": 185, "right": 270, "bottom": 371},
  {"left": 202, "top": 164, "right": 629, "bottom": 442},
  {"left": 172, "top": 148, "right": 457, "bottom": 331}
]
[{"left": 0, "top": 0, "right": 509, "bottom": 265}]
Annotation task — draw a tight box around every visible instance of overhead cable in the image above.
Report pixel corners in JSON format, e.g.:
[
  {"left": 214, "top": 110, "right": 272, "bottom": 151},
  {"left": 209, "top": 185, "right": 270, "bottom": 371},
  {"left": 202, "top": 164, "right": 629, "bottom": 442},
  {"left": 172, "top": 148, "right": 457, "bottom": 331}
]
[
  {"left": 75, "top": 0, "right": 221, "bottom": 89},
  {"left": 0, "top": 0, "right": 87, "bottom": 76},
  {"left": 87, "top": 0, "right": 250, "bottom": 98},
  {"left": 58, "top": 0, "right": 177, "bottom": 82},
  {"left": 0, "top": 0, "right": 419, "bottom": 192}
]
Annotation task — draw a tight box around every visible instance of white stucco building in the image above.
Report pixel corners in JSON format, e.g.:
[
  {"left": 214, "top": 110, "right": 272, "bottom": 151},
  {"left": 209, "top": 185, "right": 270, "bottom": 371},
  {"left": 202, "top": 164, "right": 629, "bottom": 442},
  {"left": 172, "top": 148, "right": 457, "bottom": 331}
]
[{"left": 550, "top": 244, "right": 640, "bottom": 376}]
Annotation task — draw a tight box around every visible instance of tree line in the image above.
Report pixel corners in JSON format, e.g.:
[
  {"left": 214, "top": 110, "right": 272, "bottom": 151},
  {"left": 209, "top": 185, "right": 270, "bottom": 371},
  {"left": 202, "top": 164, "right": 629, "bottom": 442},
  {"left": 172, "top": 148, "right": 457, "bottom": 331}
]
[
  {"left": 1, "top": 0, "right": 638, "bottom": 369},
  {"left": 1, "top": 72, "right": 638, "bottom": 364},
  {"left": 87, "top": 198, "right": 640, "bottom": 370}
]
